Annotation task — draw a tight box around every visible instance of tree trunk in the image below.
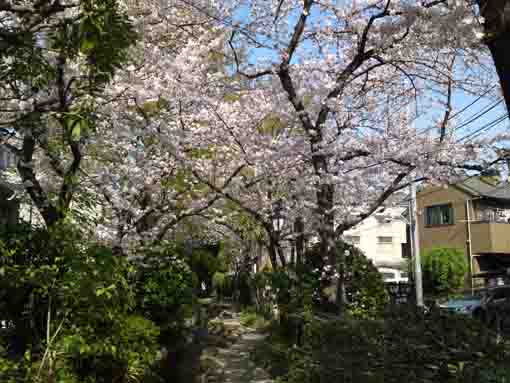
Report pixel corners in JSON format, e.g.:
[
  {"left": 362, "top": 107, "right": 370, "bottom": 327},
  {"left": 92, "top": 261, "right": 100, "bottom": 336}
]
[
  {"left": 313, "top": 153, "right": 346, "bottom": 314},
  {"left": 294, "top": 216, "right": 304, "bottom": 268},
  {"left": 486, "top": 32, "right": 510, "bottom": 114},
  {"left": 335, "top": 250, "right": 347, "bottom": 316},
  {"left": 480, "top": 0, "right": 510, "bottom": 114},
  {"left": 17, "top": 134, "right": 62, "bottom": 227}
]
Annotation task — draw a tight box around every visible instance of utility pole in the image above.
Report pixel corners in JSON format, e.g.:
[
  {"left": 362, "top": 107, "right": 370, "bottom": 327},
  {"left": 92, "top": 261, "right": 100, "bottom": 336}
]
[{"left": 410, "top": 182, "right": 424, "bottom": 307}]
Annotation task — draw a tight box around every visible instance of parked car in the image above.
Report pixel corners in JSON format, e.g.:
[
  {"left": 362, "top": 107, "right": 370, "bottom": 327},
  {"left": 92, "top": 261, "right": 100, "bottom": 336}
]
[
  {"left": 439, "top": 286, "right": 510, "bottom": 320},
  {"left": 378, "top": 267, "right": 409, "bottom": 283},
  {"left": 438, "top": 295, "right": 484, "bottom": 318}
]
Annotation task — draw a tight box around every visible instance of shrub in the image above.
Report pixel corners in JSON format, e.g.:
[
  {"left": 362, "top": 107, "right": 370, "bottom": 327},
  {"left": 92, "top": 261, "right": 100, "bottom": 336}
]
[
  {"left": 304, "top": 241, "right": 389, "bottom": 319},
  {"left": 188, "top": 243, "right": 227, "bottom": 296},
  {"left": 135, "top": 243, "right": 194, "bottom": 326},
  {"left": 422, "top": 247, "right": 468, "bottom": 295},
  {"left": 264, "top": 307, "right": 510, "bottom": 383},
  {"left": 56, "top": 315, "right": 160, "bottom": 383},
  {"left": 240, "top": 308, "right": 267, "bottom": 329},
  {"left": 0, "top": 223, "right": 162, "bottom": 383}
]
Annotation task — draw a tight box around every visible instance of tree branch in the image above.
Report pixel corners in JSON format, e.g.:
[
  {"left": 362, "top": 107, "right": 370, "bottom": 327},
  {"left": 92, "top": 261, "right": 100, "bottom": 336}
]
[{"left": 336, "top": 170, "right": 410, "bottom": 235}]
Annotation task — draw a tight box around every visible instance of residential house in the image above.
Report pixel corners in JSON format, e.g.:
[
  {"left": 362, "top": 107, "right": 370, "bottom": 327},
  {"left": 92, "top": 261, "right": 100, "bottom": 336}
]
[
  {"left": 342, "top": 207, "right": 409, "bottom": 269},
  {"left": 417, "top": 177, "right": 510, "bottom": 288}
]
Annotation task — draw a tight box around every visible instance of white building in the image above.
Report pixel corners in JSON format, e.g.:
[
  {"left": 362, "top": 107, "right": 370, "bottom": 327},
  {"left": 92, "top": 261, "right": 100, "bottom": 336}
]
[{"left": 342, "top": 207, "right": 408, "bottom": 269}]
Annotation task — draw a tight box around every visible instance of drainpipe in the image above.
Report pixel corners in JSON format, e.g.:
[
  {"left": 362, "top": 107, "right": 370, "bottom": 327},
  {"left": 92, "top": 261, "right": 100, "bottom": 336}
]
[{"left": 465, "top": 199, "right": 474, "bottom": 294}]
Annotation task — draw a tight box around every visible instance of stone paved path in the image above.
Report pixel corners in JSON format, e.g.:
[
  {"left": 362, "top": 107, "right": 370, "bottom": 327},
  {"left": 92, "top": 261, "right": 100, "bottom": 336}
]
[{"left": 201, "top": 312, "right": 274, "bottom": 383}]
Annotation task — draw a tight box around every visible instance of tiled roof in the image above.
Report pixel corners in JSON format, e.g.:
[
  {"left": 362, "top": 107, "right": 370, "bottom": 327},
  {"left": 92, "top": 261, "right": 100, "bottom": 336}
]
[
  {"left": 455, "top": 177, "right": 510, "bottom": 201},
  {"left": 483, "top": 182, "right": 510, "bottom": 200},
  {"left": 455, "top": 177, "right": 497, "bottom": 196}
]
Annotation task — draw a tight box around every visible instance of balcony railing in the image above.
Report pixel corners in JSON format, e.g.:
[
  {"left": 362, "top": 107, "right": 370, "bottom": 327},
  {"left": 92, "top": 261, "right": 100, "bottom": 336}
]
[{"left": 476, "top": 209, "right": 510, "bottom": 224}]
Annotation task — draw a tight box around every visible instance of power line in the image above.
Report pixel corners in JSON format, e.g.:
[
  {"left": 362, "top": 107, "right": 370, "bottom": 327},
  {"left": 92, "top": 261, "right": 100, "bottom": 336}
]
[
  {"left": 419, "top": 85, "right": 499, "bottom": 135},
  {"left": 457, "top": 112, "right": 510, "bottom": 143},
  {"left": 447, "top": 85, "right": 498, "bottom": 121},
  {"left": 453, "top": 98, "right": 504, "bottom": 132}
]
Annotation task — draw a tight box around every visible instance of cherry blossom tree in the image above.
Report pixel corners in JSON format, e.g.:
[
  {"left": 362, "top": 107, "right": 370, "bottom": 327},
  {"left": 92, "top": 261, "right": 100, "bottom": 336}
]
[
  {"left": 99, "top": 0, "right": 509, "bottom": 311},
  {"left": 0, "top": 0, "right": 136, "bottom": 227},
  {"left": 4, "top": 0, "right": 507, "bottom": 288}
]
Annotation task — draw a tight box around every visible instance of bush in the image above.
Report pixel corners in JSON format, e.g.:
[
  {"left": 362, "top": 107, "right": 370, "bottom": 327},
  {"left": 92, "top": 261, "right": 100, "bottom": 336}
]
[
  {"left": 135, "top": 243, "right": 195, "bottom": 326},
  {"left": 0, "top": 223, "right": 163, "bottom": 383},
  {"left": 304, "top": 241, "right": 389, "bottom": 318},
  {"left": 240, "top": 308, "right": 267, "bottom": 329},
  {"left": 422, "top": 247, "right": 468, "bottom": 295},
  {"left": 188, "top": 243, "right": 227, "bottom": 296},
  {"left": 56, "top": 315, "right": 160, "bottom": 383},
  {"left": 261, "top": 307, "right": 510, "bottom": 383},
  {"left": 212, "top": 271, "right": 233, "bottom": 300}
]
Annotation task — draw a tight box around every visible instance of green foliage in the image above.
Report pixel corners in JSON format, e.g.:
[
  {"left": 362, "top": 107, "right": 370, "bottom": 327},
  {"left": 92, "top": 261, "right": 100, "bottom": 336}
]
[
  {"left": 304, "top": 241, "right": 389, "bottom": 319},
  {"left": 240, "top": 308, "right": 268, "bottom": 329},
  {"left": 212, "top": 271, "right": 226, "bottom": 290},
  {"left": 259, "top": 308, "right": 510, "bottom": 383},
  {"left": 337, "top": 241, "right": 389, "bottom": 319},
  {"left": 212, "top": 271, "right": 234, "bottom": 299},
  {"left": 2, "top": 0, "right": 136, "bottom": 105},
  {"left": 0, "top": 223, "right": 161, "bottom": 383},
  {"left": 50, "top": 0, "right": 137, "bottom": 88},
  {"left": 135, "top": 243, "right": 194, "bottom": 326},
  {"left": 56, "top": 315, "right": 159, "bottom": 383},
  {"left": 422, "top": 247, "right": 468, "bottom": 295},
  {"left": 187, "top": 243, "right": 226, "bottom": 296},
  {"left": 258, "top": 113, "right": 285, "bottom": 137}
]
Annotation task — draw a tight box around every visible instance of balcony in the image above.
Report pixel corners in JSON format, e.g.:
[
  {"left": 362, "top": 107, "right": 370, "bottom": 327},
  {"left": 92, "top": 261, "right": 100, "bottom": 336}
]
[{"left": 471, "top": 221, "right": 510, "bottom": 254}]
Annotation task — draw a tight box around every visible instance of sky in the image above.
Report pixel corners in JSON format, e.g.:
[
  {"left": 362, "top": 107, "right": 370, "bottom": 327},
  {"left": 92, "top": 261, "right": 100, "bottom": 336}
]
[{"left": 232, "top": 2, "right": 510, "bottom": 145}]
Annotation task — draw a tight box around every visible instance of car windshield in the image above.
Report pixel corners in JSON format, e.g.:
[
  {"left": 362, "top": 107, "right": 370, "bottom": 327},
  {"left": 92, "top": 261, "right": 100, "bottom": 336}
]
[{"left": 381, "top": 272, "right": 395, "bottom": 280}]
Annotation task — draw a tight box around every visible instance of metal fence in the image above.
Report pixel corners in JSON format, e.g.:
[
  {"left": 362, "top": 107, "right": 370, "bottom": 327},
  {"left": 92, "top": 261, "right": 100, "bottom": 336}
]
[{"left": 385, "top": 282, "right": 415, "bottom": 305}]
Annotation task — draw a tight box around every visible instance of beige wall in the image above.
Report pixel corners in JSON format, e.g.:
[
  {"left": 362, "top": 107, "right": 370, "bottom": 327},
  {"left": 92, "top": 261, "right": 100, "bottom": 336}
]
[
  {"left": 416, "top": 185, "right": 472, "bottom": 255},
  {"left": 471, "top": 222, "right": 510, "bottom": 254}
]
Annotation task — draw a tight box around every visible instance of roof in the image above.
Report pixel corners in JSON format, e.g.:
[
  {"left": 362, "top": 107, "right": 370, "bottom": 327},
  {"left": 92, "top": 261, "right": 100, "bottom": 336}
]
[
  {"left": 484, "top": 183, "right": 510, "bottom": 200},
  {"left": 455, "top": 177, "right": 498, "bottom": 196},
  {"left": 455, "top": 177, "right": 510, "bottom": 202}
]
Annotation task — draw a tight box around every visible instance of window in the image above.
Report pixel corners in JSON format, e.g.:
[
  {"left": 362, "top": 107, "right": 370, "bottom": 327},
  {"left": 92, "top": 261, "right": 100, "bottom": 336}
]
[
  {"left": 425, "top": 204, "right": 454, "bottom": 226},
  {"left": 377, "top": 236, "right": 393, "bottom": 244},
  {"left": 344, "top": 235, "right": 360, "bottom": 244}
]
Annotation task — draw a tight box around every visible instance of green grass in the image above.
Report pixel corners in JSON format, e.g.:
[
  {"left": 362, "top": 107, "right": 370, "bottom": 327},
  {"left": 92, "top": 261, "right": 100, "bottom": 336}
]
[{"left": 240, "top": 308, "right": 268, "bottom": 329}]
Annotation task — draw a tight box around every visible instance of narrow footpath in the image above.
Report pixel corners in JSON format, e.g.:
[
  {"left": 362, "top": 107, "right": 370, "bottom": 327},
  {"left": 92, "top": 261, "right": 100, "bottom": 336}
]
[{"left": 198, "top": 311, "right": 274, "bottom": 383}]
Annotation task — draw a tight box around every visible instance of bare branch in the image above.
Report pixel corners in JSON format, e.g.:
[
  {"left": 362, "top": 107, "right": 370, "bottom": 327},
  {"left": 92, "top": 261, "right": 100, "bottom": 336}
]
[
  {"left": 336, "top": 170, "right": 410, "bottom": 234},
  {"left": 228, "top": 31, "right": 273, "bottom": 80},
  {"left": 439, "top": 57, "right": 455, "bottom": 142}
]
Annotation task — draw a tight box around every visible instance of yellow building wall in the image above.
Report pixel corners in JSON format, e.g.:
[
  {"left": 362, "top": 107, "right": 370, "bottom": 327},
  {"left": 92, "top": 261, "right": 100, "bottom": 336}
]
[{"left": 416, "top": 185, "right": 473, "bottom": 256}]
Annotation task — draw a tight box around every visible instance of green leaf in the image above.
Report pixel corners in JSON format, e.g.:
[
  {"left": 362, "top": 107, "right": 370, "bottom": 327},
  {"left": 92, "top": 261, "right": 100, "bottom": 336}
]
[{"left": 80, "top": 37, "right": 96, "bottom": 53}]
